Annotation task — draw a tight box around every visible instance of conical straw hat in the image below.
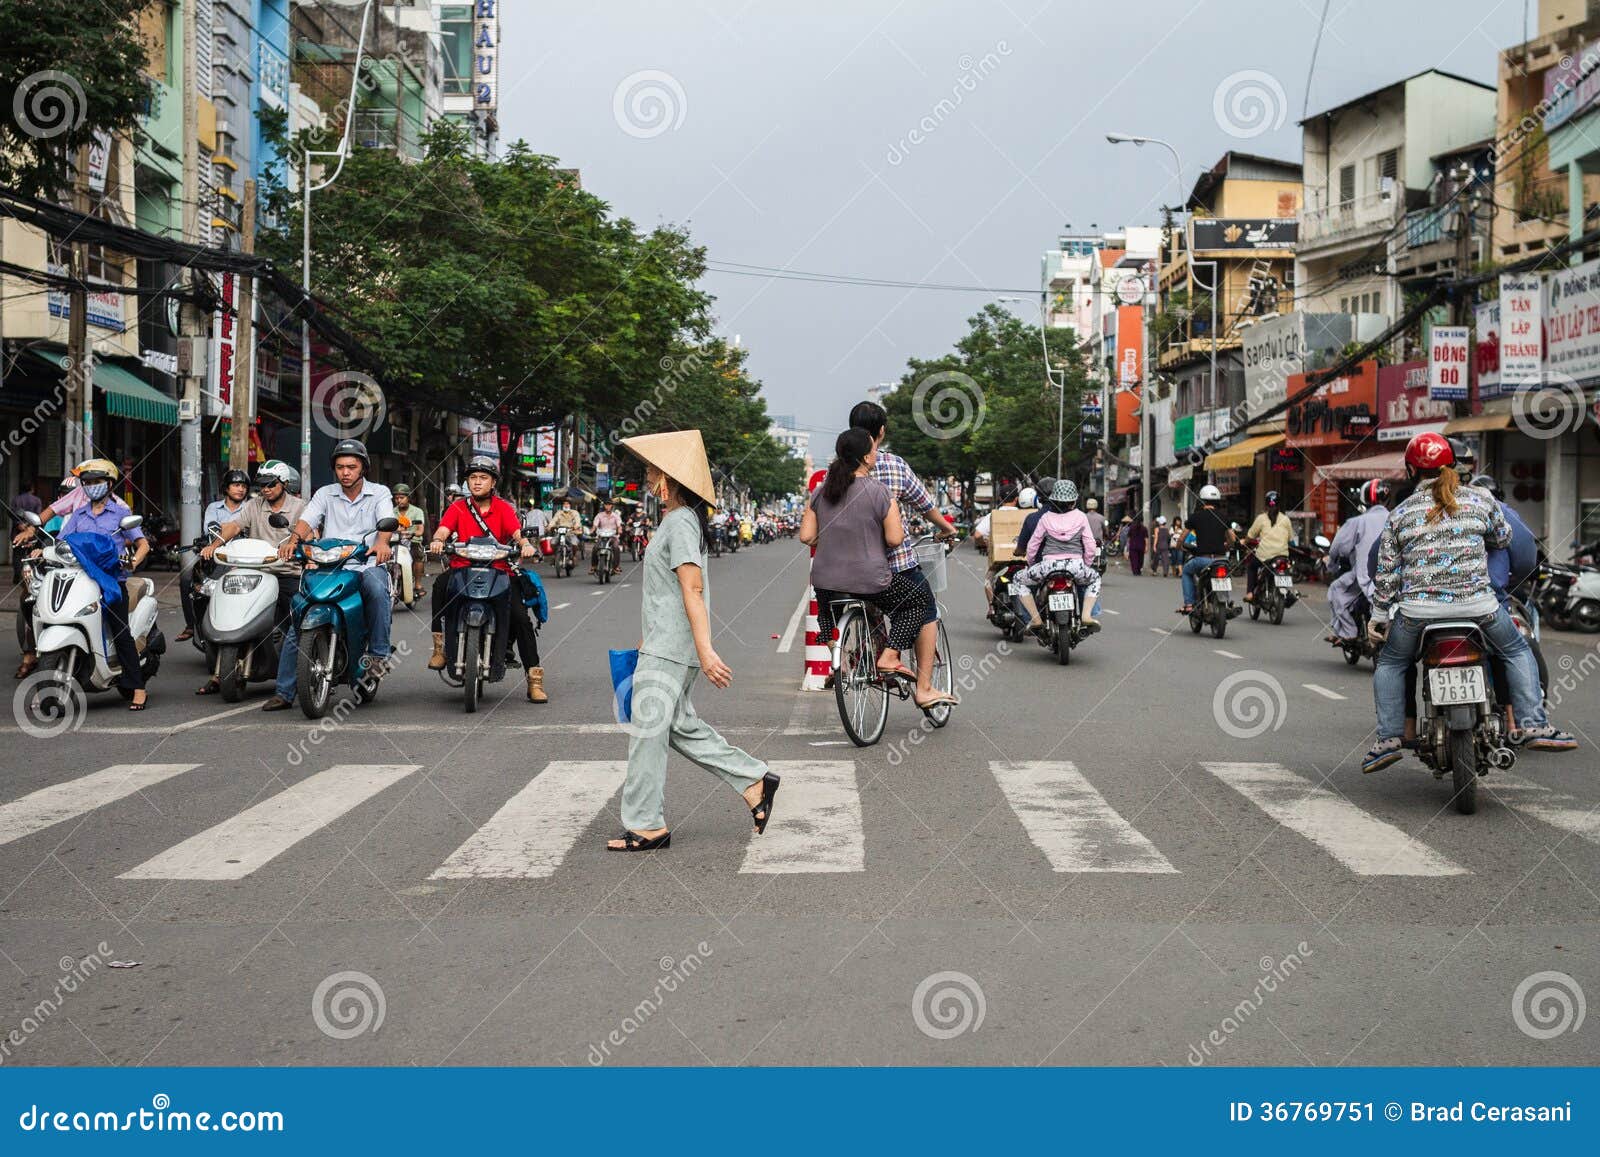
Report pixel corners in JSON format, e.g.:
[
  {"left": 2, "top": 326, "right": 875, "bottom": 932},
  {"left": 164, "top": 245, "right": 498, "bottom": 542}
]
[{"left": 619, "top": 430, "right": 716, "bottom": 502}]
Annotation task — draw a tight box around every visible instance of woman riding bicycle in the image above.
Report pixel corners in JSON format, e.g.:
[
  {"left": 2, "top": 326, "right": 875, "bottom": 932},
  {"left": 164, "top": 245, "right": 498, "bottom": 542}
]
[{"left": 800, "top": 428, "right": 954, "bottom": 710}]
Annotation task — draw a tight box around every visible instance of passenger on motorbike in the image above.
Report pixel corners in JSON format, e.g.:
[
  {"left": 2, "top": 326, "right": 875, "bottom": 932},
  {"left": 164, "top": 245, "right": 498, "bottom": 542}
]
[
  {"left": 591, "top": 499, "right": 624, "bottom": 575},
  {"left": 983, "top": 479, "right": 1052, "bottom": 617},
  {"left": 1325, "top": 479, "right": 1389, "bottom": 644},
  {"left": 57, "top": 462, "right": 151, "bottom": 709},
  {"left": 1363, "top": 433, "right": 1576, "bottom": 772},
  {"left": 1242, "top": 491, "right": 1293, "bottom": 604},
  {"left": 427, "top": 456, "right": 546, "bottom": 702},
  {"left": 1083, "top": 497, "right": 1106, "bottom": 546},
  {"left": 195, "top": 460, "right": 306, "bottom": 695},
  {"left": 1178, "top": 485, "right": 1235, "bottom": 614},
  {"left": 1018, "top": 479, "right": 1102, "bottom": 635},
  {"left": 262, "top": 440, "right": 395, "bottom": 711}
]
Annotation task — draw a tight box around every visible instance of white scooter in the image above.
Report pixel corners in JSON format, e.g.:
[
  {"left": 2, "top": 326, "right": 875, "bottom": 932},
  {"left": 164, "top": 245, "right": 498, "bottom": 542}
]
[
  {"left": 21, "top": 511, "right": 164, "bottom": 702},
  {"left": 390, "top": 534, "right": 417, "bottom": 609},
  {"left": 199, "top": 536, "right": 285, "bottom": 702}
]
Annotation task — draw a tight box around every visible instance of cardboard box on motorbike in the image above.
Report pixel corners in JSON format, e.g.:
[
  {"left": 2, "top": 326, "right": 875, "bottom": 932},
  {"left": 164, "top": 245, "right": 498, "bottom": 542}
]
[{"left": 987, "top": 508, "right": 1028, "bottom": 564}]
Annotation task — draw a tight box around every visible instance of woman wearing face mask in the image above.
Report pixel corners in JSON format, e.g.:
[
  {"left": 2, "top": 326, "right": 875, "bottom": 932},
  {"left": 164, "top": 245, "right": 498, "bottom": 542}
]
[{"left": 59, "top": 461, "right": 152, "bottom": 709}]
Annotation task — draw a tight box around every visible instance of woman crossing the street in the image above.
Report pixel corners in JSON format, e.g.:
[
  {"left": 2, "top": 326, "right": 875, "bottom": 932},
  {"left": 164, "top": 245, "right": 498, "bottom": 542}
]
[{"left": 606, "top": 431, "right": 779, "bottom": 853}]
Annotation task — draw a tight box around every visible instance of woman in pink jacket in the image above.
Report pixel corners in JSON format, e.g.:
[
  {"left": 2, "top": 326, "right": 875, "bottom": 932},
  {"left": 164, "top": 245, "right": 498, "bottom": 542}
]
[{"left": 1018, "top": 479, "right": 1102, "bottom": 635}]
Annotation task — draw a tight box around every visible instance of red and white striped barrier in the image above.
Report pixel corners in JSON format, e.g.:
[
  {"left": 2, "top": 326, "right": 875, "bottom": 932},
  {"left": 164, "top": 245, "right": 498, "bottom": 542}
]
[{"left": 803, "top": 587, "right": 830, "bottom": 691}]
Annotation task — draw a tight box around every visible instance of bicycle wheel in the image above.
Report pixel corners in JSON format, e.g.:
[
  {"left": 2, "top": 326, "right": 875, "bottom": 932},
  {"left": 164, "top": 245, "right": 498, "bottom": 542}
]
[
  {"left": 833, "top": 608, "right": 887, "bottom": 747},
  {"left": 925, "top": 618, "right": 954, "bottom": 728}
]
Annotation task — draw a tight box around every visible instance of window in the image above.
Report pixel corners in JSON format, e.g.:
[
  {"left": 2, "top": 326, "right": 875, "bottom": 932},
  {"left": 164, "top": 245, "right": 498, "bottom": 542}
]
[
  {"left": 1340, "top": 296, "right": 1349, "bottom": 313},
  {"left": 440, "top": 5, "right": 472, "bottom": 95},
  {"left": 1338, "top": 164, "right": 1356, "bottom": 205},
  {"left": 1378, "top": 148, "right": 1399, "bottom": 182}
]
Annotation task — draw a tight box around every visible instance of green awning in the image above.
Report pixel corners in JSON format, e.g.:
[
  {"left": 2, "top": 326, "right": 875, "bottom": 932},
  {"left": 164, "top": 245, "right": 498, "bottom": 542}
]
[{"left": 30, "top": 350, "right": 179, "bottom": 426}]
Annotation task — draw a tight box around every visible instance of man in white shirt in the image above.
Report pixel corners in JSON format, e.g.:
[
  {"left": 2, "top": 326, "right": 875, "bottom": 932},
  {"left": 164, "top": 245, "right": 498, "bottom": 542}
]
[{"left": 591, "top": 499, "right": 624, "bottom": 575}]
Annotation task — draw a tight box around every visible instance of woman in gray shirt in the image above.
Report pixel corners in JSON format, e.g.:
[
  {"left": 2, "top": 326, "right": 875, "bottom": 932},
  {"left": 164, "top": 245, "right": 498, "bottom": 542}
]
[{"left": 606, "top": 431, "right": 778, "bottom": 853}]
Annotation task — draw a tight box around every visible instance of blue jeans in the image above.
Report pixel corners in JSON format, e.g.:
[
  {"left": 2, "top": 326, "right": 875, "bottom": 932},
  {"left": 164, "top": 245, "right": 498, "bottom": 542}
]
[
  {"left": 273, "top": 567, "right": 392, "bottom": 701},
  {"left": 1372, "top": 608, "right": 1547, "bottom": 740},
  {"left": 1180, "top": 556, "right": 1217, "bottom": 607}
]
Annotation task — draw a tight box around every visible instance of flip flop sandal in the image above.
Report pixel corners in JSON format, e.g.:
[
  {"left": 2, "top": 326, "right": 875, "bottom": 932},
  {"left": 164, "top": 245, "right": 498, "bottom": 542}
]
[
  {"left": 195, "top": 681, "right": 221, "bottom": 695},
  {"left": 876, "top": 663, "right": 915, "bottom": 681},
  {"left": 914, "top": 692, "right": 959, "bottom": 710},
  {"left": 607, "top": 829, "right": 670, "bottom": 851},
  {"left": 749, "top": 772, "right": 781, "bottom": 835}
]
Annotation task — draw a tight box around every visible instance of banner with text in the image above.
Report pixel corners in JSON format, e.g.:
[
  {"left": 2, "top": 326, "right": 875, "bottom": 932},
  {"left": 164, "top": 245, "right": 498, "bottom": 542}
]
[{"left": 1428, "top": 325, "right": 1469, "bottom": 401}]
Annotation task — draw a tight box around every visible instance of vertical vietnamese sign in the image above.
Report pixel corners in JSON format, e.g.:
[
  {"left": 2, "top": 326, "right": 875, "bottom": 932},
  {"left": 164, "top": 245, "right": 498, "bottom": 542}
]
[
  {"left": 207, "top": 271, "right": 237, "bottom": 416},
  {"left": 1114, "top": 303, "right": 1142, "bottom": 435},
  {"left": 1427, "top": 325, "right": 1469, "bottom": 401},
  {"left": 1499, "top": 273, "right": 1542, "bottom": 387}
]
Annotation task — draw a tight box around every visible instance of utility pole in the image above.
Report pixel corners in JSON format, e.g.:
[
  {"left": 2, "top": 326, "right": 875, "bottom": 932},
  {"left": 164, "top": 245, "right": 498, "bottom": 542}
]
[
  {"left": 66, "top": 144, "right": 91, "bottom": 465},
  {"left": 1451, "top": 169, "right": 1476, "bottom": 327},
  {"left": 178, "top": 0, "right": 202, "bottom": 551},
  {"left": 231, "top": 179, "right": 256, "bottom": 470}
]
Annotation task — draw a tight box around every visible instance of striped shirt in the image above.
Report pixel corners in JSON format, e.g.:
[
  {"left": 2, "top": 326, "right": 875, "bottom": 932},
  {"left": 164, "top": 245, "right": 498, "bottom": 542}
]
[
  {"left": 1373, "top": 485, "right": 1507, "bottom": 621},
  {"left": 869, "top": 449, "right": 935, "bottom": 573}
]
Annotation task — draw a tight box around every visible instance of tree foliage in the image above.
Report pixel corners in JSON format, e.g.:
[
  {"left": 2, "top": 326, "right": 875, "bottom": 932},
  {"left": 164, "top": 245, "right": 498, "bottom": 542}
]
[{"left": 0, "top": 0, "right": 151, "bottom": 198}]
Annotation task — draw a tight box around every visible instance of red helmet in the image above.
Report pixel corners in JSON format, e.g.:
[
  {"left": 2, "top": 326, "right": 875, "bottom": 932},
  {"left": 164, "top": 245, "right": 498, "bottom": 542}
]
[
  {"left": 1359, "top": 479, "right": 1389, "bottom": 506},
  {"left": 1403, "top": 431, "right": 1454, "bottom": 473}
]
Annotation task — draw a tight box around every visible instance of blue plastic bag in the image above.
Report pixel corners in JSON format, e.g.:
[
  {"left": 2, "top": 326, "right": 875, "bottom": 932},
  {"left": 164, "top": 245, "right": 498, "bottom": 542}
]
[
  {"left": 609, "top": 648, "right": 639, "bottom": 723},
  {"left": 517, "top": 568, "right": 550, "bottom": 623}
]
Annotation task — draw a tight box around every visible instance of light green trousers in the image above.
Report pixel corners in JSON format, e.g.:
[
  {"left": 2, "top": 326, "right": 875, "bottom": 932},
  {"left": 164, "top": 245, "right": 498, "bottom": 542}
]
[{"left": 622, "top": 652, "right": 767, "bottom": 831}]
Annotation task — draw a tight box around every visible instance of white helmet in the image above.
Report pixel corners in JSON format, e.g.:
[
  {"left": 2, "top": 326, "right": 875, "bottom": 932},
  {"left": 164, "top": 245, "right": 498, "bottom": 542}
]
[
  {"left": 1017, "top": 486, "right": 1037, "bottom": 509},
  {"left": 1084, "top": 498, "right": 1099, "bottom": 511},
  {"left": 1198, "top": 484, "right": 1222, "bottom": 501},
  {"left": 1156, "top": 515, "right": 1168, "bottom": 525}
]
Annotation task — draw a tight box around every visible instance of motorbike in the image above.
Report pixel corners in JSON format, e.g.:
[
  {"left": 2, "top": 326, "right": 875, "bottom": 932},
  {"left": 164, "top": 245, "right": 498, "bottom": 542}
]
[
  {"left": 283, "top": 515, "right": 400, "bottom": 719},
  {"left": 389, "top": 531, "right": 419, "bottom": 609},
  {"left": 146, "top": 512, "right": 184, "bottom": 571},
  {"left": 551, "top": 527, "right": 579, "bottom": 577},
  {"left": 1408, "top": 618, "right": 1517, "bottom": 815},
  {"left": 986, "top": 559, "right": 1029, "bottom": 642},
  {"left": 709, "top": 523, "right": 725, "bottom": 558},
  {"left": 1033, "top": 570, "right": 1089, "bottom": 665},
  {"left": 629, "top": 523, "right": 649, "bottom": 561},
  {"left": 1247, "top": 550, "right": 1298, "bottom": 625},
  {"left": 592, "top": 527, "right": 619, "bottom": 582},
  {"left": 726, "top": 523, "right": 740, "bottom": 553},
  {"left": 434, "top": 535, "right": 518, "bottom": 713},
  {"left": 199, "top": 535, "right": 288, "bottom": 702},
  {"left": 1288, "top": 540, "right": 1323, "bottom": 584},
  {"left": 182, "top": 527, "right": 224, "bottom": 653},
  {"left": 1186, "top": 553, "right": 1240, "bottom": 639},
  {"left": 20, "top": 512, "right": 165, "bottom": 704}
]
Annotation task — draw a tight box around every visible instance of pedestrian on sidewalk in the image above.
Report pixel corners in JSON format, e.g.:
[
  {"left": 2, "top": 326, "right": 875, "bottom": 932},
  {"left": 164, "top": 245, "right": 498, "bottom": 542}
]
[
  {"left": 1127, "top": 515, "right": 1148, "bottom": 576},
  {"left": 1169, "top": 518, "right": 1185, "bottom": 575},
  {"left": 606, "top": 430, "right": 778, "bottom": 853}
]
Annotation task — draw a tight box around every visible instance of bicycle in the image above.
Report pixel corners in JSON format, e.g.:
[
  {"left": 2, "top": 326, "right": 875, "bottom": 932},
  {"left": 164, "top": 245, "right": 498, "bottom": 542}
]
[{"left": 829, "top": 536, "right": 956, "bottom": 747}]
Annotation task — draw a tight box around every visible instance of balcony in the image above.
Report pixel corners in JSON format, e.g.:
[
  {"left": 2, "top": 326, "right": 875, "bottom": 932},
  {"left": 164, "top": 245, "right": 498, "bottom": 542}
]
[{"left": 1299, "top": 190, "right": 1403, "bottom": 249}]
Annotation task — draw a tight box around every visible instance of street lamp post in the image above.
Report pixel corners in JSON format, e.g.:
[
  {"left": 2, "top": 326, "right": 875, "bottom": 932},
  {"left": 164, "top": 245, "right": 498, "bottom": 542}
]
[
  {"left": 1107, "top": 132, "right": 1185, "bottom": 527},
  {"left": 299, "top": 0, "right": 376, "bottom": 487}
]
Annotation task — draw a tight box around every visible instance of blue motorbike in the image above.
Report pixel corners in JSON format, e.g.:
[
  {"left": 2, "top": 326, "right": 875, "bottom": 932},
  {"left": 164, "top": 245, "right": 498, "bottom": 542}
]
[
  {"left": 276, "top": 514, "right": 399, "bottom": 719},
  {"left": 437, "top": 535, "right": 518, "bottom": 714}
]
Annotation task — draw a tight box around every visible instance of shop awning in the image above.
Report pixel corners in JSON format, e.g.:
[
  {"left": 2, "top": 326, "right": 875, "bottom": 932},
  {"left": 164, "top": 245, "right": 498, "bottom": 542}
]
[
  {"left": 30, "top": 350, "right": 179, "bottom": 426},
  {"left": 1315, "top": 451, "right": 1407, "bottom": 482},
  {"left": 1204, "top": 433, "right": 1285, "bottom": 471},
  {"left": 1105, "top": 486, "right": 1132, "bottom": 505},
  {"left": 1443, "top": 412, "right": 1513, "bottom": 434}
]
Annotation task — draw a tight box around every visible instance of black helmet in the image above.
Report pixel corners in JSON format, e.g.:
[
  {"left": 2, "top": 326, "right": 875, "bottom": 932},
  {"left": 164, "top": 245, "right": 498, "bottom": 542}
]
[
  {"left": 464, "top": 454, "right": 500, "bottom": 480},
  {"left": 1265, "top": 490, "right": 1280, "bottom": 506},
  {"left": 329, "top": 439, "right": 369, "bottom": 469},
  {"left": 1469, "top": 473, "right": 1504, "bottom": 500},
  {"left": 222, "top": 468, "right": 250, "bottom": 489}
]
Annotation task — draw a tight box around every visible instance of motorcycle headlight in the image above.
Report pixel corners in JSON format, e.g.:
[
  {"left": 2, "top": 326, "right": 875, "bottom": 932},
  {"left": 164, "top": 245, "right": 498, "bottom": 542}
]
[
  {"left": 458, "top": 543, "right": 506, "bottom": 562},
  {"left": 77, "top": 601, "right": 99, "bottom": 617},
  {"left": 200, "top": 578, "right": 219, "bottom": 596},
  {"left": 307, "top": 545, "right": 354, "bottom": 565},
  {"left": 222, "top": 573, "right": 264, "bottom": 594}
]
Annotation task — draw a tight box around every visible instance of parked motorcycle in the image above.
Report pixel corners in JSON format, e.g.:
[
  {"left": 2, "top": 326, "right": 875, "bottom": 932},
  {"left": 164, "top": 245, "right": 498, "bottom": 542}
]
[
  {"left": 200, "top": 535, "right": 288, "bottom": 702},
  {"left": 1408, "top": 618, "right": 1517, "bottom": 815},
  {"left": 284, "top": 515, "right": 399, "bottom": 719},
  {"left": 592, "top": 527, "right": 619, "bottom": 583},
  {"left": 1187, "top": 555, "right": 1240, "bottom": 639},
  {"left": 146, "top": 512, "right": 184, "bottom": 571},
  {"left": 21, "top": 512, "right": 165, "bottom": 704},
  {"left": 434, "top": 535, "right": 517, "bottom": 713}
]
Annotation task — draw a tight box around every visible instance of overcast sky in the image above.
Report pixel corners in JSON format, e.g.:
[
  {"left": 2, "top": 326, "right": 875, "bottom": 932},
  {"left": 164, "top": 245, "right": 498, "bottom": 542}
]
[{"left": 497, "top": 0, "right": 1528, "bottom": 439}]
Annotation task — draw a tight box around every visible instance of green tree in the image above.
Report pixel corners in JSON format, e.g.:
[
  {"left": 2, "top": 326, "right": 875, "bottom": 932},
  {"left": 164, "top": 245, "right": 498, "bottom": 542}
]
[{"left": 0, "top": 0, "right": 151, "bottom": 197}]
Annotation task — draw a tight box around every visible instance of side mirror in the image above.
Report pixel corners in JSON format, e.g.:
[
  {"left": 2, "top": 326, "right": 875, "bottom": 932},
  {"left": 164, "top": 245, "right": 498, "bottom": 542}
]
[
  {"left": 205, "top": 521, "right": 221, "bottom": 536},
  {"left": 268, "top": 512, "right": 291, "bottom": 529},
  {"left": 119, "top": 515, "right": 144, "bottom": 531},
  {"left": 21, "top": 510, "right": 41, "bottom": 527},
  {"left": 1314, "top": 534, "right": 1331, "bottom": 549},
  {"left": 375, "top": 517, "right": 400, "bottom": 533}
]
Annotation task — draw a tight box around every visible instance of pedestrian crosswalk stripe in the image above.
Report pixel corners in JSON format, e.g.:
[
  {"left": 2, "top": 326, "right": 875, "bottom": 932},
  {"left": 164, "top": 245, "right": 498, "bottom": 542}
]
[
  {"left": 991, "top": 761, "right": 1178, "bottom": 874},
  {"left": 1203, "top": 762, "right": 1466, "bottom": 876},
  {"left": 0, "top": 764, "right": 202, "bottom": 848},
  {"left": 1500, "top": 796, "right": 1600, "bottom": 847},
  {"left": 119, "top": 764, "right": 420, "bottom": 880},
  {"left": 740, "top": 761, "right": 863, "bottom": 874},
  {"left": 430, "top": 760, "right": 626, "bottom": 879}
]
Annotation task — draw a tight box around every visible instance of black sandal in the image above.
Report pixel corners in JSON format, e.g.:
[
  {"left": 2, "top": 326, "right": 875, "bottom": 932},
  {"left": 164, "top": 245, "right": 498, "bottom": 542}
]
[
  {"left": 606, "top": 829, "right": 670, "bottom": 851},
  {"left": 749, "top": 772, "right": 781, "bottom": 835},
  {"left": 195, "top": 680, "right": 220, "bottom": 695},
  {"left": 128, "top": 693, "right": 149, "bottom": 712}
]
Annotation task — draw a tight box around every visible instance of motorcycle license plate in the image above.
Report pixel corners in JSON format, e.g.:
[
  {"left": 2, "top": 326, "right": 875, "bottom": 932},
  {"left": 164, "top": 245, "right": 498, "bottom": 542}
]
[
  {"left": 1429, "top": 667, "right": 1486, "bottom": 705},
  {"left": 1047, "top": 591, "right": 1074, "bottom": 612},
  {"left": 1210, "top": 577, "right": 1232, "bottom": 592},
  {"left": 1274, "top": 575, "right": 1293, "bottom": 589}
]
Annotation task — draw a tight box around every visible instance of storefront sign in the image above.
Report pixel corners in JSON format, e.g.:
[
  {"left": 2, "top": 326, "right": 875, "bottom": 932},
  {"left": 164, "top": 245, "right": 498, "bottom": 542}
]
[
  {"left": 1378, "top": 361, "right": 1452, "bottom": 441},
  {"left": 1241, "top": 312, "right": 1302, "bottom": 412},
  {"left": 1267, "top": 448, "right": 1299, "bottom": 473},
  {"left": 1174, "top": 413, "right": 1195, "bottom": 452},
  {"left": 1500, "top": 273, "right": 1543, "bottom": 387},
  {"left": 1474, "top": 298, "right": 1504, "bottom": 399},
  {"left": 86, "top": 131, "right": 111, "bottom": 193},
  {"left": 1285, "top": 361, "right": 1379, "bottom": 449},
  {"left": 473, "top": 0, "right": 498, "bottom": 111},
  {"left": 1341, "top": 413, "right": 1377, "bottom": 439},
  {"left": 1428, "top": 324, "right": 1470, "bottom": 401},
  {"left": 206, "top": 271, "right": 237, "bottom": 416},
  {"left": 1116, "top": 305, "right": 1142, "bottom": 386},
  {"left": 1189, "top": 218, "right": 1297, "bottom": 251},
  {"left": 46, "top": 264, "right": 124, "bottom": 332},
  {"left": 1543, "top": 40, "right": 1600, "bottom": 131},
  {"left": 1212, "top": 469, "right": 1241, "bottom": 497},
  {"left": 1544, "top": 259, "right": 1600, "bottom": 385}
]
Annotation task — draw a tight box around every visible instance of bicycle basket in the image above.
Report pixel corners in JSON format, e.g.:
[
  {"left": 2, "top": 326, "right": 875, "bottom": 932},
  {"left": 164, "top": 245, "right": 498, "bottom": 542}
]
[{"left": 913, "top": 540, "right": 948, "bottom": 593}]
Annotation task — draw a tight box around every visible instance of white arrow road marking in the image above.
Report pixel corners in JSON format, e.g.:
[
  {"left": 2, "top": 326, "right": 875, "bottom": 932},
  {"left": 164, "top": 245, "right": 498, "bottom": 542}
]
[
  {"left": 740, "top": 761, "right": 863, "bottom": 874},
  {"left": 1302, "top": 683, "right": 1347, "bottom": 700},
  {"left": 0, "top": 764, "right": 202, "bottom": 848},
  {"left": 120, "top": 764, "right": 419, "bottom": 879},
  {"left": 431, "top": 761, "right": 626, "bottom": 879},
  {"left": 991, "top": 760, "right": 1177, "bottom": 873},
  {"left": 1204, "top": 762, "right": 1465, "bottom": 876}
]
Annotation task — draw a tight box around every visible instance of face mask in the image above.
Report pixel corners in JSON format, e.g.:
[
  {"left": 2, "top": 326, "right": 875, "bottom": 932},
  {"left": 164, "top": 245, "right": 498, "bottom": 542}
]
[{"left": 85, "top": 482, "right": 110, "bottom": 500}]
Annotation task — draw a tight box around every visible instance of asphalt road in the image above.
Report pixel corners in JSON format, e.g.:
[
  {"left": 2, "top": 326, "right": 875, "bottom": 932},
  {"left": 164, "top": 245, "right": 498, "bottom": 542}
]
[{"left": 1, "top": 540, "right": 1596, "bottom": 1067}]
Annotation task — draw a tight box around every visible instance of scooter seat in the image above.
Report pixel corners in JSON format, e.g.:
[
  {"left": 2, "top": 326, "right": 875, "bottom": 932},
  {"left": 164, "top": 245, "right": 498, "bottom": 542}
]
[{"left": 126, "top": 577, "right": 155, "bottom": 615}]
